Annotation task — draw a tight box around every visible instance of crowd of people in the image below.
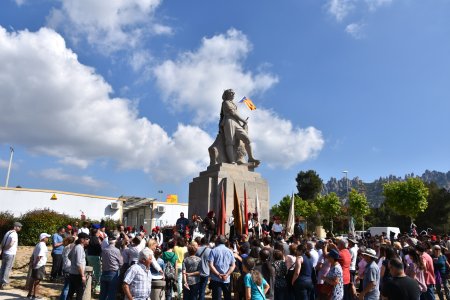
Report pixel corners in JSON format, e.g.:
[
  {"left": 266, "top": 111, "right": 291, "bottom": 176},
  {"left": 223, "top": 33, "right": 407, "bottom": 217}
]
[{"left": 2, "top": 214, "right": 450, "bottom": 300}]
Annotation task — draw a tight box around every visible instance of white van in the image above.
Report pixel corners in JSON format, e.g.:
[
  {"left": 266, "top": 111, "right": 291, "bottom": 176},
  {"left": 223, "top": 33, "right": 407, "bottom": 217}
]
[{"left": 368, "top": 227, "right": 401, "bottom": 239}]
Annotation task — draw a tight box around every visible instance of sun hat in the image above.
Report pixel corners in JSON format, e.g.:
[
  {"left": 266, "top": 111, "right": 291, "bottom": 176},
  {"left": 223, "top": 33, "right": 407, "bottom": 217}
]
[
  {"left": 363, "top": 248, "right": 378, "bottom": 259},
  {"left": 39, "top": 233, "right": 51, "bottom": 241}
]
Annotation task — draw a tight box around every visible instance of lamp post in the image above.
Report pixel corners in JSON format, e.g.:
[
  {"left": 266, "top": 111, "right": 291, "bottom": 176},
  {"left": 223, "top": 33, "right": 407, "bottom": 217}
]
[
  {"left": 5, "top": 147, "right": 14, "bottom": 188},
  {"left": 343, "top": 170, "right": 354, "bottom": 236}
]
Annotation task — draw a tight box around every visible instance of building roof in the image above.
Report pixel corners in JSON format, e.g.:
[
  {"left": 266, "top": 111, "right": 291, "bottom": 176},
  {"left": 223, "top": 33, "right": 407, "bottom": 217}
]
[{"left": 0, "top": 186, "right": 121, "bottom": 201}]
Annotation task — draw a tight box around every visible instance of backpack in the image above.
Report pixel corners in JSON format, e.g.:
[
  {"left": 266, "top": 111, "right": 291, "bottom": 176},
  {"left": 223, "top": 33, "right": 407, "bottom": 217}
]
[{"left": 164, "top": 253, "right": 176, "bottom": 281}]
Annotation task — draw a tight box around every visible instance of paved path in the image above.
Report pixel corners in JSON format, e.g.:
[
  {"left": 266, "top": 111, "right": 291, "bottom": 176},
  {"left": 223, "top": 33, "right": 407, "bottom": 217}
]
[{"left": 0, "top": 288, "right": 30, "bottom": 300}]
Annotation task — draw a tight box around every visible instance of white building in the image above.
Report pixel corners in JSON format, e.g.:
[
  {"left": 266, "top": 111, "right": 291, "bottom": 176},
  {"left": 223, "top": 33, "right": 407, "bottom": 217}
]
[
  {"left": 122, "top": 196, "right": 188, "bottom": 233},
  {"left": 0, "top": 187, "right": 123, "bottom": 221}
]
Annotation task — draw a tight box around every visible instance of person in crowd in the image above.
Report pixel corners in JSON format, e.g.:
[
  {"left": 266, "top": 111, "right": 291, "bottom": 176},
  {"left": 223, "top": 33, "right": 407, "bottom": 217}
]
[
  {"left": 65, "top": 225, "right": 73, "bottom": 238},
  {"left": 190, "top": 214, "right": 203, "bottom": 240},
  {"left": 348, "top": 239, "right": 358, "bottom": 285},
  {"left": 182, "top": 244, "right": 202, "bottom": 300},
  {"left": 27, "top": 233, "right": 51, "bottom": 299},
  {"left": 147, "top": 239, "right": 164, "bottom": 278},
  {"left": 323, "top": 249, "right": 343, "bottom": 300},
  {"left": 208, "top": 235, "right": 236, "bottom": 300},
  {"left": 163, "top": 239, "right": 178, "bottom": 300},
  {"left": 356, "top": 246, "right": 367, "bottom": 293},
  {"left": 72, "top": 221, "right": 79, "bottom": 236},
  {"left": 381, "top": 257, "right": 420, "bottom": 300},
  {"left": 122, "top": 236, "right": 142, "bottom": 273},
  {"left": 67, "top": 232, "right": 90, "bottom": 300},
  {"left": 196, "top": 237, "right": 211, "bottom": 300},
  {"left": 51, "top": 226, "right": 65, "bottom": 281},
  {"left": 431, "top": 245, "right": 450, "bottom": 300},
  {"left": 261, "top": 219, "right": 270, "bottom": 236},
  {"left": 253, "top": 214, "right": 261, "bottom": 240},
  {"left": 243, "top": 257, "right": 270, "bottom": 300},
  {"left": 257, "top": 248, "right": 275, "bottom": 300},
  {"left": 405, "top": 248, "right": 427, "bottom": 295},
  {"left": 155, "top": 226, "right": 164, "bottom": 247},
  {"left": 286, "top": 243, "right": 297, "bottom": 270},
  {"left": 174, "top": 237, "right": 188, "bottom": 298},
  {"left": 150, "top": 247, "right": 165, "bottom": 279},
  {"left": 291, "top": 244, "right": 314, "bottom": 300},
  {"left": 308, "top": 241, "right": 319, "bottom": 268},
  {"left": 416, "top": 244, "right": 436, "bottom": 300},
  {"left": 0, "top": 222, "right": 23, "bottom": 290},
  {"left": 203, "top": 211, "right": 217, "bottom": 242},
  {"left": 336, "top": 239, "right": 351, "bottom": 300},
  {"left": 380, "top": 247, "right": 397, "bottom": 290},
  {"left": 87, "top": 226, "right": 102, "bottom": 293},
  {"left": 359, "top": 248, "right": 380, "bottom": 300},
  {"left": 377, "top": 245, "right": 386, "bottom": 270},
  {"left": 271, "top": 217, "right": 283, "bottom": 239},
  {"left": 78, "top": 222, "right": 90, "bottom": 235},
  {"left": 176, "top": 212, "right": 190, "bottom": 237},
  {"left": 294, "top": 218, "right": 304, "bottom": 240},
  {"left": 228, "top": 210, "right": 235, "bottom": 241},
  {"left": 248, "top": 213, "right": 254, "bottom": 238},
  {"left": 272, "top": 249, "right": 287, "bottom": 300},
  {"left": 100, "top": 233, "right": 123, "bottom": 300},
  {"left": 122, "top": 248, "right": 153, "bottom": 300},
  {"left": 60, "top": 236, "right": 75, "bottom": 300},
  {"left": 317, "top": 240, "right": 332, "bottom": 297}
]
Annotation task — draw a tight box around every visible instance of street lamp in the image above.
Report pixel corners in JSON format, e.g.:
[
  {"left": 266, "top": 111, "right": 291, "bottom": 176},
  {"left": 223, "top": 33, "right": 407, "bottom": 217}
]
[
  {"left": 5, "top": 147, "right": 14, "bottom": 188},
  {"left": 343, "top": 170, "right": 354, "bottom": 236}
]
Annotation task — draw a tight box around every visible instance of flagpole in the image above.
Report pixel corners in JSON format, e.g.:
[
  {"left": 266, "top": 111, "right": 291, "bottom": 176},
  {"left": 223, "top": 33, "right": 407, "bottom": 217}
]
[{"left": 5, "top": 146, "right": 14, "bottom": 188}]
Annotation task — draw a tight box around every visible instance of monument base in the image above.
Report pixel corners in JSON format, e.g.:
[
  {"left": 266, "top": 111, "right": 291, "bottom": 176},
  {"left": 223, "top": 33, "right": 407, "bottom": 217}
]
[{"left": 188, "top": 163, "right": 269, "bottom": 236}]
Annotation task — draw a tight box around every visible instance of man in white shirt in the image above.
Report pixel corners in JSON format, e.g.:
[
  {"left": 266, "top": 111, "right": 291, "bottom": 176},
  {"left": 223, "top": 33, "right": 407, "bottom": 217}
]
[
  {"left": 78, "top": 222, "right": 90, "bottom": 235},
  {"left": 27, "top": 233, "right": 51, "bottom": 299},
  {"left": 0, "top": 222, "right": 22, "bottom": 289},
  {"left": 271, "top": 218, "right": 283, "bottom": 239},
  {"left": 348, "top": 238, "right": 359, "bottom": 284},
  {"left": 307, "top": 241, "right": 319, "bottom": 268},
  {"left": 228, "top": 211, "right": 235, "bottom": 241}
]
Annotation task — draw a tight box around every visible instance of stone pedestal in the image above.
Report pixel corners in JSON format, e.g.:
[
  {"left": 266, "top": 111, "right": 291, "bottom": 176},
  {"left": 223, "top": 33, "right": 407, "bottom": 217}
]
[{"left": 188, "top": 163, "right": 269, "bottom": 235}]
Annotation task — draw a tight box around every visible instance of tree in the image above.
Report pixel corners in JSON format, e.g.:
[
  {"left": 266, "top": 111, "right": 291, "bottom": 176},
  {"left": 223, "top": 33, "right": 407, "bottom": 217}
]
[
  {"left": 349, "top": 189, "right": 370, "bottom": 230},
  {"left": 315, "top": 192, "right": 342, "bottom": 232},
  {"left": 296, "top": 170, "right": 323, "bottom": 201},
  {"left": 271, "top": 195, "right": 317, "bottom": 223},
  {"left": 383, "top": 177, "right": 429, "bottom": 222},
  {"left": 415, "top": 182, "right": 450, "bottom": 233}
]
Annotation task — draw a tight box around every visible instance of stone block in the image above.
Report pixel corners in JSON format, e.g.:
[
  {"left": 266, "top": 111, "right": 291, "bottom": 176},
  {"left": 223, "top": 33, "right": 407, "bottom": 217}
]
[{"left": 188, "top": 163, "right": 269, "bottom": 235}]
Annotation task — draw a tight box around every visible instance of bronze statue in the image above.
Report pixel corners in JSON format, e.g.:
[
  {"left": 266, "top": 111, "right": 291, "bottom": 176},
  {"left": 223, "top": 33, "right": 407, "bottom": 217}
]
[{"left": 208, "top": 89, "right": 260, "bottom": 167}]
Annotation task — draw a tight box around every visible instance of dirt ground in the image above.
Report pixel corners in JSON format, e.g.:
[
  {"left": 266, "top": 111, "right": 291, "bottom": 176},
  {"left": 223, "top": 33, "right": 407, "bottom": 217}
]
[{"left": 0, "top": 246, "right": 63, "bottom": 300}]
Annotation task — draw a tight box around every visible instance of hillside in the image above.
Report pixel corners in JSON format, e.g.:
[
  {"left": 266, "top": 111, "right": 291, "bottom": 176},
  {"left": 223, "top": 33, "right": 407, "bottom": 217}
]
[{"left": 322, "top": 170, "right": 450, "bottom": 207}]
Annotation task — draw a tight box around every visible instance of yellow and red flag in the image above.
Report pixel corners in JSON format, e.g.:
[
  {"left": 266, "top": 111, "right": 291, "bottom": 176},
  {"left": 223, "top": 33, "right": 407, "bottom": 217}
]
[{"left": 239, "top": 96, "right": 257, "bottom": 111}]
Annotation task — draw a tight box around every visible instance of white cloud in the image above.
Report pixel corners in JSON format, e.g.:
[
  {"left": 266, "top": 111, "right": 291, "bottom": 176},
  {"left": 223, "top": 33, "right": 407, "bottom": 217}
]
[
  {"left": 345, "top": 22, "right": 366, "bottom": 39},
  {"left": 0, "top": 26, "right": 212, "bottom": 182},
  {"left": 327, "top": 0, "right": 355, "bottom": 22},
  {"left": 154, "top": 28, "right": 279, "bottom": 124},
  {"left": 58, "top": 157, "right": 90, "bottom": 169},
  {"left": 30, "top": 168, "right": 105, "bottom": 188},
  {"left": 154, "top": 29, "right": 324, "bottom": 167},
  {"left": 14, "top": 0, "right": 26, "bottom": 6},
  {"left": 0, "top": 157, "right": 18, "bottom": 170},
  {"left": 46, "top": 0, "right": 169, "bottom": 53},
  {"left": 365, "top": 0, "right": 392, "bottom": 11},
  {"left": 129, "top": 50, "right": 153, "bottom": 72}
]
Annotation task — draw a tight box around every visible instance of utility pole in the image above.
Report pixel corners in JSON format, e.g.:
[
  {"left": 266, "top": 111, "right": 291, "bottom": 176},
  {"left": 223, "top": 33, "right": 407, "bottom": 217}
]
[{"left": 5, "top": 147, "right": 14, "bottom": 188}]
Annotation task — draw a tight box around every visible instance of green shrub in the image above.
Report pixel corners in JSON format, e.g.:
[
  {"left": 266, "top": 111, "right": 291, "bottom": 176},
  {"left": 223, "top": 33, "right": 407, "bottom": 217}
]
[
  {"left": 0, "top": 211, "right": 15, "bottom": 239},
  {"left": 19, "top": 208, "right": 73, "bottom": 246}
]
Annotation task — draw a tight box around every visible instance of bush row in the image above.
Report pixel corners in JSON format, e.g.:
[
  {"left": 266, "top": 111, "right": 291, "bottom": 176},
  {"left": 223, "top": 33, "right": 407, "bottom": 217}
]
[{"left": 0, "top": 209, "right": 121, "bottom": 246}]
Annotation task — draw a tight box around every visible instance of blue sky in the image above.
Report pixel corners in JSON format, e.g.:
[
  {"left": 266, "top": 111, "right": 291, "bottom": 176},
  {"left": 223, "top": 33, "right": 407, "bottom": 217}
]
[{"left": 1, "top": 0, "right": 449, "bottom": 206}]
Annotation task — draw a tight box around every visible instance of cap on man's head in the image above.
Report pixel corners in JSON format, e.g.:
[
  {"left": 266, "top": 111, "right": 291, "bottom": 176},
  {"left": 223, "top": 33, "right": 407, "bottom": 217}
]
[
  {"left": 77, "top": 232, "right": 90, "bottom": 240},
  {"left": 39, "top": 233, "right": 51, "bottom": 241},
  {"left": 14, "top": 222, "right": 23, "bottom": 228}
]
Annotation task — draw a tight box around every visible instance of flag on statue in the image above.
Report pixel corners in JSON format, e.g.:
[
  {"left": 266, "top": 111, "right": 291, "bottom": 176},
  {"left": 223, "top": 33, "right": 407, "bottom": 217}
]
[
  {"left": 239, "top": 96, "right": 257, "bottom": 110},
  {"left": 244, "top": 184, "right": 249, "bottom": 235},
  {"left": 217, "top": 183, "right": 226, "bottom": 235}
]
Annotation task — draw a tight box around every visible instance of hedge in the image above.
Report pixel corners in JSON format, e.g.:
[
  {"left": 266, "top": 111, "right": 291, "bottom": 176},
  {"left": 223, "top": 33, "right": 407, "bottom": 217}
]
[{"left": 0, "top": 208, "right": 122, "bottom": 246}]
